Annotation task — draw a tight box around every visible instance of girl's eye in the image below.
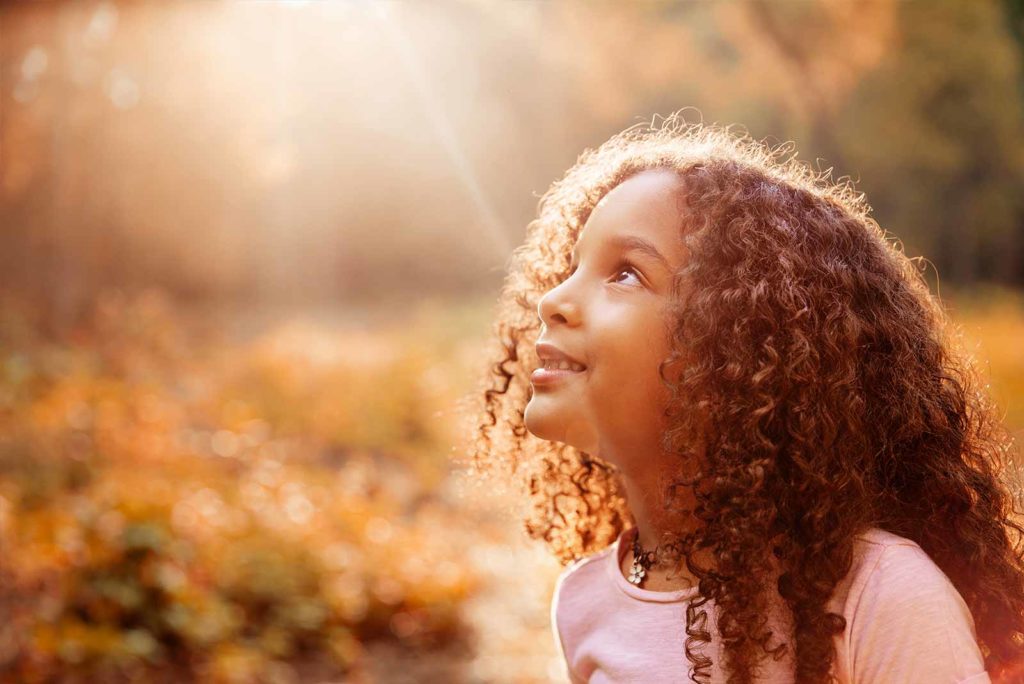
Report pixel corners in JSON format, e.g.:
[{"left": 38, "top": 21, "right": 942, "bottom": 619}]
[
  {"left": 565, "top": 260, "right": 645, "bottom": 287},
  {"left": 611, "top": 261, "right": 644, "bottom": 287}
]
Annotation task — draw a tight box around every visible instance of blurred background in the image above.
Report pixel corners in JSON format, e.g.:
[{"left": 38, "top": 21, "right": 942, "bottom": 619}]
[{"left": 2, "top": 0, "right": 1024, "bottom": 682}]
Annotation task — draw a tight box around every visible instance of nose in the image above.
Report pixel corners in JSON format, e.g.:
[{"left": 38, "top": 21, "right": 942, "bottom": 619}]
[{"left": 537, "top": 276, "right": 582, "bottom": 327}]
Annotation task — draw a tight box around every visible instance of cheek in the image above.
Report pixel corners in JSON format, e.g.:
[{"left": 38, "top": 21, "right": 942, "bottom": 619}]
[
  {"left": 588, "top": 348, "right": 668, "bottom": 414},
  {"left": 586, "top": 371, "right": 667, "bottom": 446},
  {"left": 585, "top": 315, "right": 673, "bottom": 410}
]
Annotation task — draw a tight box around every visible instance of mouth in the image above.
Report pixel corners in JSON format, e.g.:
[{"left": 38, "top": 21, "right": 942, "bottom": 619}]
[{"left": 530, "top": 361, "right": 588, "bottom": 386}]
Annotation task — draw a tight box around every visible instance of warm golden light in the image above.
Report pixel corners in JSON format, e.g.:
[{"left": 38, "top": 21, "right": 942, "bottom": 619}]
[{"left": 1, "top": 0, "right": 1022, "bottom": 681}]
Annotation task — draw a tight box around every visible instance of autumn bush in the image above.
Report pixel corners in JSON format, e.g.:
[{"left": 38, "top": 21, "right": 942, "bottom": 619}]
[{"left": 0, "top": 290, "right": 480, "bottom": 684}]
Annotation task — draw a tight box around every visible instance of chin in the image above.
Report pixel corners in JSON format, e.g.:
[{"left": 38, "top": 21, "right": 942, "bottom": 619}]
[
  {"left": 523, "top": 401, "right": 559, "bottom": 442},
  {"left": 523, "top": 401, "right": 596, "bottom": 452}
]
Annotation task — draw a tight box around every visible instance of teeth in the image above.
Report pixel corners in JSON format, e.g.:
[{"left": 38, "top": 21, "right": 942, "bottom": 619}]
[{"left": 542, "top": 359, "right": 585, "bottom": 372}]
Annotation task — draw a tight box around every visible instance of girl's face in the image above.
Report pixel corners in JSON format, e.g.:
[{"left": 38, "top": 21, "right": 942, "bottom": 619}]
[{"left": 524, "top": 169, "right": 690, "bottom": 468}]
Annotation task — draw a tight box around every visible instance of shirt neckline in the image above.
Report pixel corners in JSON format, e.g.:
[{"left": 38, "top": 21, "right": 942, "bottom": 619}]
[{"left": 606, "top": 526, "right": 701, "bottom": 603}]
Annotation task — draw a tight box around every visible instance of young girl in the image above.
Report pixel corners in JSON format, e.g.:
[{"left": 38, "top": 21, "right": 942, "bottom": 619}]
[{"left": 467, "top": 114, "right": 1024, "bottom": 683}]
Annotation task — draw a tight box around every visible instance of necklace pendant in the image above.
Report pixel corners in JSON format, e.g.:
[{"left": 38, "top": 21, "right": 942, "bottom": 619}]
[{"left": 628, "top": 559, "right": 646, "bottom": 585}]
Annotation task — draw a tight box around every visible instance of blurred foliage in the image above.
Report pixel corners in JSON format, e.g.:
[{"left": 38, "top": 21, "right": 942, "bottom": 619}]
[
  {"left": 0, "top": 289, "right": 488, "bottom": 684},
  {"left": 946, "top": 284, "right": 1024, "bottom": 435}
]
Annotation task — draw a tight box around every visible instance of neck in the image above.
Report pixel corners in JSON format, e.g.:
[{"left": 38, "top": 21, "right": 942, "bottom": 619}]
[{"left": 619, "top": 464, "right": 697, "bottom": 553}]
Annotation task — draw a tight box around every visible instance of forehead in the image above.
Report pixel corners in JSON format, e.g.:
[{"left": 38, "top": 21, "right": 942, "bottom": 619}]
[{"left": 572, "top": 169, "right": 687, "bottom": 262}]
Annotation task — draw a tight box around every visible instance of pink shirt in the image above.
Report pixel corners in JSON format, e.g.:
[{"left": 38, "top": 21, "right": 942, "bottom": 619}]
[{"left": 551, "top": 526, "right": 991, "bottom": 683}]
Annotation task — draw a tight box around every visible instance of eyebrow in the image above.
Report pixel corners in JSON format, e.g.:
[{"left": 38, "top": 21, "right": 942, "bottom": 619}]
[{"left": 570, "top": 234, "right": 672, "bottom": 271}]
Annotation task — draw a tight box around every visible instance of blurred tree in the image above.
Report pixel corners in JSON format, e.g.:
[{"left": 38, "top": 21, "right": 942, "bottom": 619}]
[
  {"left": 619, "top": 0, "right": 1024, "bottom": 286},
  {"left": 2, "top": 0, "right": 1024, "bottom": 326},
  {"left": 833, "top": 0, "right": 1024, "bottom": 285},
  {"left": 1005, "top": 0, "right": 1024, "bottom": 55}
]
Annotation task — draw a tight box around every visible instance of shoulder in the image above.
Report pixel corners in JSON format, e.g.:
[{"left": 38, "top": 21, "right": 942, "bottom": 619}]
[
  {"left": 830, "top": 528, "right": 935, "bottom": 619},
  {"left": 848, "top": 528, "right": 970, "bottom": 615},
  {"left": 837, "top": 527, "right": 989, "bottom": 684},
  {"left": 550, "top": 544, "right": 617, "bottom": 680},
  {"left": 553, "top": 544, "right": 616, "bottom": 607},
  {"left": 551, "top": 542, "right": 618, "bottom": 635}
]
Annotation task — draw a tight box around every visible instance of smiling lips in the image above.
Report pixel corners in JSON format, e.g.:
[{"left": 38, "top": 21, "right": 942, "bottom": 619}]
[
  {"left": 533, "top": 341, "right": 588, "bottom": 386},
  {"left": 531, "top": 362, "right": 587, "bottom": 386}
]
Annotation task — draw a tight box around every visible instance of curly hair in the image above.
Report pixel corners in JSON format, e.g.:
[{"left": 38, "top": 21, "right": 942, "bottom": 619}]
[{"left": 463, "top": 112, "right": 1024, "bottom": 683}]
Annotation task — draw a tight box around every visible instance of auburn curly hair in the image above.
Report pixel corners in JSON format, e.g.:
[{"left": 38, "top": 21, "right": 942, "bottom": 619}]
[{"left": 463, "top": 112, "right": 1024, "bottom": 683}]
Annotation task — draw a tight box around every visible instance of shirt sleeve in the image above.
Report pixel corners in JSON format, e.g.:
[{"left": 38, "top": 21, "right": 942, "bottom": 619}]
[{"left": 847, "top": 543, "right": 991, "bottom": 684}]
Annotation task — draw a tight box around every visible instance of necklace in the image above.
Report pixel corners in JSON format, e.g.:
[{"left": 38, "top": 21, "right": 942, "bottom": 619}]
[{"left": 628, "top": 529, "right": 660, "bottom": 586}]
